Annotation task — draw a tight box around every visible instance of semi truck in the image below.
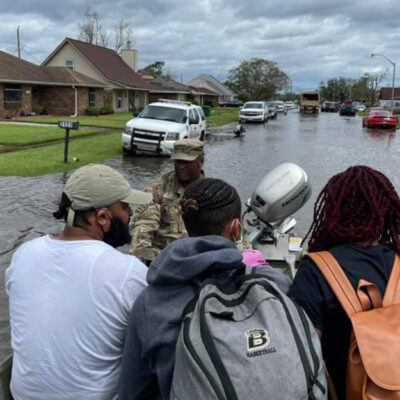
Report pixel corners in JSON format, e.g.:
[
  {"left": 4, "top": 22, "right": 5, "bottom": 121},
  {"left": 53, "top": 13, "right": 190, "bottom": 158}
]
[{"left": 299, "top": 91, "right": 320, "bottom": 114}]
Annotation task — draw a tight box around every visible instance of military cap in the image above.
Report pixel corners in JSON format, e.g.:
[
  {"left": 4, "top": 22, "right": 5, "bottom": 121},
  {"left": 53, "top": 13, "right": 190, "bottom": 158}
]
[{"left": 171, "top": 139, "right": 204, "bottom": 161}]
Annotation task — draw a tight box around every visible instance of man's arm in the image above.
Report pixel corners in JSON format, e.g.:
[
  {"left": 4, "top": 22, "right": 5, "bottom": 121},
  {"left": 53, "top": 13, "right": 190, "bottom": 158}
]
[
  {"left": 129, "top": 180, "right": 163, "bottom": 263},
  {"left": 119, "top": 296, "right": 158, "bottom": 400}
]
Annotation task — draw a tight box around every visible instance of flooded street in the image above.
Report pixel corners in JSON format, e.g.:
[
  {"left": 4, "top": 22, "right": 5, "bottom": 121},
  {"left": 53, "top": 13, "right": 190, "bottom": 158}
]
[{"left": 1, "top": 110, "right": 399, "bottom": 361}]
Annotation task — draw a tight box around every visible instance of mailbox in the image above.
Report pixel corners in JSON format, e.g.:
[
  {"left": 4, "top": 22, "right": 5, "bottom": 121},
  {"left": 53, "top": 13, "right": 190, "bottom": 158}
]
[{"left": 58, "top": 120, "right": 79, "bottom": 130}]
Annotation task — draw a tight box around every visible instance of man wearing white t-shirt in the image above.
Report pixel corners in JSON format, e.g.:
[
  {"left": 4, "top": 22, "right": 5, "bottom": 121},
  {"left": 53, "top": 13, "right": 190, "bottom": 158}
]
[{"left": 6, "top": 164, "right": 152, "bottom": 400}]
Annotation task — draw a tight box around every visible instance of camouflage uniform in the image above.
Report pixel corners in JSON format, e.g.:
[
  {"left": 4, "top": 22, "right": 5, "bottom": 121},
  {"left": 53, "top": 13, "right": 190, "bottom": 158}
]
[{"left": 130, "top": 139, "right": 205, "bottom": 263}]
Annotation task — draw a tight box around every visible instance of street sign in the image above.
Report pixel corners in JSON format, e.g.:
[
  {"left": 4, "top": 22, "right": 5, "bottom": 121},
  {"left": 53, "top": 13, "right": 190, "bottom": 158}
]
[
  {"left": 58, "top": 120, "right": 80, "bottom": 163},
  {"left": 58, "top": 120, "right": 79, "bottom": 130}
]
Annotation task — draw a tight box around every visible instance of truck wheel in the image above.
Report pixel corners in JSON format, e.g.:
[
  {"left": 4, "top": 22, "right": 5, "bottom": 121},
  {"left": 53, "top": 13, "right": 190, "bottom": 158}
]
[
  {"left": 123, "top": 147, "right": 135, "bottom": 156},
  {"left": 200, "top": 131, "right": 205, "bottom": 141}
]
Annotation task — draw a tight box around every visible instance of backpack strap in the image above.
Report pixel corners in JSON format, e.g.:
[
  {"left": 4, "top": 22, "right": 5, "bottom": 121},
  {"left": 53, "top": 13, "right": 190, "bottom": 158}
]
[
  {"left": 383, "top": 253, "right": 400, "bottom": 306},
  {"left": 356, "top": 280, "right": 382, "bottom": 310},
  {"left": 306, "top": 251, "right": 363, "bottom": 317}
]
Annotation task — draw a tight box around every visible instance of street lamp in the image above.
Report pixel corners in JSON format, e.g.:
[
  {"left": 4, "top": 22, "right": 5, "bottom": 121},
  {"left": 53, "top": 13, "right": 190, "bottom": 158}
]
[{"left": 371, "top": 53, "right": 396, "bottom": 113}]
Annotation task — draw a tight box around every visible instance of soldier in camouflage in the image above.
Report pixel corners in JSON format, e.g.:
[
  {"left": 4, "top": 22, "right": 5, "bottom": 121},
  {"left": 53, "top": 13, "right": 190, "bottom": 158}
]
[{"left": 129, "top": 139, "right": 205, "bottom": 264}]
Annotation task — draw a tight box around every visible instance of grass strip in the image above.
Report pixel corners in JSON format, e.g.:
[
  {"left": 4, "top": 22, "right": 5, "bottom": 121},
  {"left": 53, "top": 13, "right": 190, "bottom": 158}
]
[
  {"left": 18, "top": 108, "right": 240, "bottom": 129},
  {"left": 18, "top": 112, "right": 132, "bottom": 129},
  {"left": 0, "top": 124, "right": 100, "bottom": 146},
  {"left": 0, "top": 133, "right": 121, "bottom": 176},
  {"left": 207, "top": 107, "right": 239, "bottom": 126}
]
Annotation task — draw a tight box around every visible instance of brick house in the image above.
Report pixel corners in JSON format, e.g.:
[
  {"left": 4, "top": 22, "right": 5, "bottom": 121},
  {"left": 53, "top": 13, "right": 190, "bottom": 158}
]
[
  {"left": 379, "top": 87, "right": 400, "bottom": 113},
  {"left": 139, "top": 74, "right": 219, "bottom": 106},
  {"left": 0, "top": 50, "right": 107, "bottom": 119},
  {"left": 187, "top": 74, "right": 236, "bottom": 104},
  {"left": 187, "top": 86, "right": 219, "bottom": 106},
  {"left": 42, "top": 38, "right": 153, "bottom": 112},
  {"left": 140, "top": 74, "right": 192, "bottom": 103}
]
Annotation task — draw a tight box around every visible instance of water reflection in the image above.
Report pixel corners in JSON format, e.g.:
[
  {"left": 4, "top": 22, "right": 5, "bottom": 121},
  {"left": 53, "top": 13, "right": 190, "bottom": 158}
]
[{"left": 365, "top": 127, "right": 396, "bottom": 140}]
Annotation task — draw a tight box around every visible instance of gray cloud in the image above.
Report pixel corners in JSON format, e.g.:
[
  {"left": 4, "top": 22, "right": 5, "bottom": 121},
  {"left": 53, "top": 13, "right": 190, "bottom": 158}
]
[{"left": 0, "top": 0, "right": 399, "bottom": 89}]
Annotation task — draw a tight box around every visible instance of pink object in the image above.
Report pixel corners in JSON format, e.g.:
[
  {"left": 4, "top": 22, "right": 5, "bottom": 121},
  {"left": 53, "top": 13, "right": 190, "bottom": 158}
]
[{"left": 242, "top": 250, "right": 269, "bottom": 267}]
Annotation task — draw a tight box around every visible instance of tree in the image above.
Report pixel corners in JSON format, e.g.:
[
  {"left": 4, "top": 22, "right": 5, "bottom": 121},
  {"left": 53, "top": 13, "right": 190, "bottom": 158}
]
[
  {"left": 78, "top": 7, "right": 108, "bottom": 47},
  {"left": 319, "top": 72, "right": 386, "bottom": 104},
  {"left": 114, "top": 18, "right": 134, "bottom": 54},
  {"left": 142, "top": 61, "right": 173, "bottom": 79},
  {"left": 226, "top": 58, "right": 289, "bottom": 100},
  {"left": 78, "top": 7, "right": 134, "bottom": 53},
  {"left": 364, "top": 72, "right": 386, "bottom": 106},
  {"left": 319, "top": 77, "right": 354, "bottom": 102}
]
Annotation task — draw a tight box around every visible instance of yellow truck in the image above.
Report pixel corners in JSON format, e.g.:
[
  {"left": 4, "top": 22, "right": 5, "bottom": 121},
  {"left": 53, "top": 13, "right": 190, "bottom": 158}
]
[{"left": 299, "top": 92, "right": 320, "bottom": 114}]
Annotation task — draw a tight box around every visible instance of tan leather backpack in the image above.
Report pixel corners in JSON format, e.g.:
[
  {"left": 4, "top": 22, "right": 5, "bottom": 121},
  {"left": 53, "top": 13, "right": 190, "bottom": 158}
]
[{"left": 307, "top": 251, "right": 400, "bottom": 400}]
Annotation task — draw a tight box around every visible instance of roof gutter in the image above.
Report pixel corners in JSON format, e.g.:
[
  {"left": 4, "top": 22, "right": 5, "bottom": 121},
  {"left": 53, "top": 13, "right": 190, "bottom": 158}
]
[{"left": 0, "top": 78, "right": 104, "bottom": 88}]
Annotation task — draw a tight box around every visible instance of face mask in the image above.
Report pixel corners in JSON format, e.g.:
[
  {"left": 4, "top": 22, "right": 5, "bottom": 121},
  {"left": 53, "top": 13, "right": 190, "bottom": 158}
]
[{"left": 103, "top": 216, "right": 132, "bottom": 248}]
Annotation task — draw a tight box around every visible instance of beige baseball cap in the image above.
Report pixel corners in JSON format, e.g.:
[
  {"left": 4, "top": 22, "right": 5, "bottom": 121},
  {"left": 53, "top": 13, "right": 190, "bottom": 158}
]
[
  {"left": 64, "top": 164, "right": 152, "bottom": 226},
  {"left": 170, "top": 139, "right": 204, "bottom": 161}
]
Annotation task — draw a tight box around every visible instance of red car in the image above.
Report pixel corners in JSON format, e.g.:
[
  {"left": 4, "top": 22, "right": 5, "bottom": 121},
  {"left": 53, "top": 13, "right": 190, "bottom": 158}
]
[{"left": 363, "top": 109, "right": 398, "bottom": 128}]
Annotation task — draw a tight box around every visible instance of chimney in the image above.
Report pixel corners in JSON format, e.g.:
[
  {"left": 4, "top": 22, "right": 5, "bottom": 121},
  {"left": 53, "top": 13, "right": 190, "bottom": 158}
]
[{"left": 121, "top": 49, "right": 138, "bottom": 72}]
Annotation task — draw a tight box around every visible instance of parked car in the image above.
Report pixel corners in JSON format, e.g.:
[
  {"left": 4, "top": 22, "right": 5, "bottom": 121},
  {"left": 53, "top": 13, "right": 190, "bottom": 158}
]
[
  {"left": 122, "top": 99, "right": 206, "bottom": 156},
  {"left": 339, "top": 103, "right": 356, "bottom": 116},
  {"left": 239, "top": 101, "right": 269, "bottom": 123},
  {"left": 272, "top": 100, "right": 287, "bottom": 114},
  {"left": 362, "top": 109, "right": 398, "bottom": 128},
  {"left": 265, "top": 102, "right": 278, "bottom": 119},
  {"left": 219, "top": 100, "right": 244, "bottom": 107},
  {"left": 321, "top": 101, "right": 338, "bottom": 112},
  {"left": 284, "top": 101, "right": 296, "bottom": 110},
  {"left": 353, "top": 102, "right": 366, "bottom": 112}
]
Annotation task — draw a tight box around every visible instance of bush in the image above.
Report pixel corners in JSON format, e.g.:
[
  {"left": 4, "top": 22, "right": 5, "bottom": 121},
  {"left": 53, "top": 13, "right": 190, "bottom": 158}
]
[
  {"left": 100, "top": 106, "right": 114, "bottom": 115},
  {"left": 85, "top": 106, "right": 100, "bottom": 116},
  {"left": 204, "top": 100, "right": 217, "bottom": 107}
]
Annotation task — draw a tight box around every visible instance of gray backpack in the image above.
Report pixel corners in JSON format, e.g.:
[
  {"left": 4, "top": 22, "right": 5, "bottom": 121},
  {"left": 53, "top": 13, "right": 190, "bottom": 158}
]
[{"left": 170, "top": 272, "right": 327, "bottom": 400}]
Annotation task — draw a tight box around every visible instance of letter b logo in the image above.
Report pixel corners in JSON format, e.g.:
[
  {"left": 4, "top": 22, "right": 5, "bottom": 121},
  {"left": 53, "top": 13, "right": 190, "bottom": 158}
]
[{"left": 246, "top": 328, "right": 270, "bottom": 352}]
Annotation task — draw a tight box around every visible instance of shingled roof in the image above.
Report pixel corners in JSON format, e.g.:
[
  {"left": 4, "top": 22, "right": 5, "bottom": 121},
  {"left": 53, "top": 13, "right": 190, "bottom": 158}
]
[
  {"left": 0, "top": 50, "right": 104, "bottom": 86},
  {"left": 187, "top": 85, "right": 219, "bottom": 96},
  {"left": 144, "top": 76, "right": 191, "bottom": 93},
  {"left": 59, "top": 38, "right": 153, "bottom": 90}
]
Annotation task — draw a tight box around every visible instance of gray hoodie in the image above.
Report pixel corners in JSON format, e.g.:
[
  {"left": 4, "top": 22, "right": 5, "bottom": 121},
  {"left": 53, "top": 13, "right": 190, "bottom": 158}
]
[{"left": 119, "top": 236, "right": 290, "bottom": 400}]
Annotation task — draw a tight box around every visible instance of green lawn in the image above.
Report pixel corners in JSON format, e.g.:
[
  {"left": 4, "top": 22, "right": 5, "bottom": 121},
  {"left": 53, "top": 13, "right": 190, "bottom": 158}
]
[
  {"left": 0, "top": 124, "right": 100, "bottom": 146},
  {"left": 0, "top": 106, "right": 241, "bottom": 176},
  {"left": 0, "top": 133, "right": 121, "bottom": 176},
  {"left": 18, "top": 112, "right": 132, "bottom": 129},
  {"left": 207, "top": 107, "right": 240, "bottom": 126},
  {"left": 17, "top": 109, "right": 239, "bottom": 129}
]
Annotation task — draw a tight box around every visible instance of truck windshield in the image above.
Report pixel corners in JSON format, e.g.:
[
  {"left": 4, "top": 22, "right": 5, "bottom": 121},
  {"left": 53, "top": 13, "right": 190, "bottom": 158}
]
[
  {"left": 244, "top": 103, "right": 263, "bottom": 109},
  {"left": 139, "top": 106, "right": 187, "bottom": 123},
  {"left": 302, "top": 94, "right": 319, "bottom": 101}
]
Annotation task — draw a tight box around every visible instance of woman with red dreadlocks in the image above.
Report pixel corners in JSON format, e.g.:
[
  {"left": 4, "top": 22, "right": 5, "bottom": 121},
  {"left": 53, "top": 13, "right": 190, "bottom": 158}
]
[{"left": 288, "top": 165, "right": 400, "bottom": 400}]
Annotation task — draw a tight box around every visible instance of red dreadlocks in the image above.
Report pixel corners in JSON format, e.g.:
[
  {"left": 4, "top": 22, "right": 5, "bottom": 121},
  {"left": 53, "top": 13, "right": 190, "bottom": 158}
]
[{"left": 305, "top": 165, "right": 400, "bottom": 253}]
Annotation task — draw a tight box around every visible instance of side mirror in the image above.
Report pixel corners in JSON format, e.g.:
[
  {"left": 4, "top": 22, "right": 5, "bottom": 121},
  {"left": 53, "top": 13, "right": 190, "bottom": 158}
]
[{"left": 132, "top": 111, "right": 140, "bottom": 117}]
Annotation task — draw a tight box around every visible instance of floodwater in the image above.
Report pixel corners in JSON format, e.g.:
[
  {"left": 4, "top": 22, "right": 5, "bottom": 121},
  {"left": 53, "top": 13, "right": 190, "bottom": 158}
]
[{"left": 1, "top": 110, "right": 399, "bottom": 361}]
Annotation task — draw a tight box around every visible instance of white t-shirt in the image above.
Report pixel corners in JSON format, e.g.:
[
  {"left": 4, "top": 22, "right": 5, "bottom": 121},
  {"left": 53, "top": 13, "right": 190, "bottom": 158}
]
[{"left": 5, "top": 235, "right": 148, "bottom": 400}]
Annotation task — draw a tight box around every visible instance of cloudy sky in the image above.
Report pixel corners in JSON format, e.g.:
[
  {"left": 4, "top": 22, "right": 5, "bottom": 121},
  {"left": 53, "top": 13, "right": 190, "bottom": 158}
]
[{"left": 0, "top": 0, "right": 399, "bottom": 90}]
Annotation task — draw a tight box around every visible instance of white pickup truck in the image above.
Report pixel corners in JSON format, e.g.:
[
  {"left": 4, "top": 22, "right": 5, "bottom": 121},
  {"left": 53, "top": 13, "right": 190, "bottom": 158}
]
[{"left": 122, "top": 99, "right": 207, "bottom": 156}]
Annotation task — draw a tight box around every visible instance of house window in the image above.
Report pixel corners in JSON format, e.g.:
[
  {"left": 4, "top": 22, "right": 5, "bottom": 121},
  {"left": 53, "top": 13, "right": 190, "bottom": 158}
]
[
  {"left": 4, "top": 84, "right": 22, "bottom": 105},
  {"left": 89, "top": 88, "right": 96, "bottom": 107},
  {"left": 65, "top": 59, "right": 74, "bottom": 70}
]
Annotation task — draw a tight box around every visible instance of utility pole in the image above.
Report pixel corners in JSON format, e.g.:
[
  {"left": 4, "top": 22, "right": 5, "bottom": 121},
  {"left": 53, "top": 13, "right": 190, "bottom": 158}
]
[{"left": 17, "top": 26, "right": 21, "bottom": 58}]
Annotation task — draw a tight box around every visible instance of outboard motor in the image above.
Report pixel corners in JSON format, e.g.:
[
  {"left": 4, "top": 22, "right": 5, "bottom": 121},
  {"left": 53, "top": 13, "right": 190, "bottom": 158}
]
[{"left": 245, "top": 162, "right": 312, "bottom": 278}]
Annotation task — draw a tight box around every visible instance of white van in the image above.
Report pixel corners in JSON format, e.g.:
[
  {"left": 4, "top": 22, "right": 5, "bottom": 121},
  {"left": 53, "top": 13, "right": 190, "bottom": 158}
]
[{"left": 122, "top": 99, "right": 207, "bottom": 156}]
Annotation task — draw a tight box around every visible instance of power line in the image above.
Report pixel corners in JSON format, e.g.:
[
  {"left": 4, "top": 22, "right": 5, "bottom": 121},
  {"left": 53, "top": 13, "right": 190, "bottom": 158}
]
[{"left": 20, "top": 43, "right": 50, "bottom": 54}]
